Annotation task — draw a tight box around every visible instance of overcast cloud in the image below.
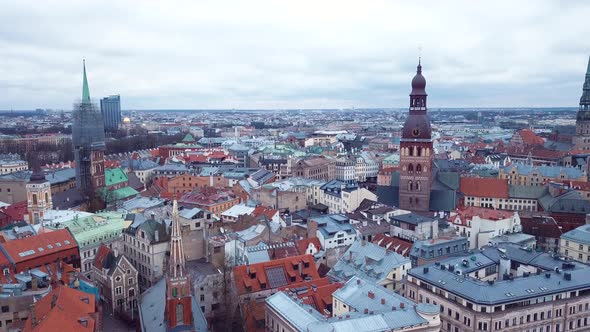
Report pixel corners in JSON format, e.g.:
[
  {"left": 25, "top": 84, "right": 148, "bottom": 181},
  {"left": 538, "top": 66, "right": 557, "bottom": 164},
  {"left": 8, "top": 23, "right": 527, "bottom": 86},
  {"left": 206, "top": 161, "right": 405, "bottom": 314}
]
[{"left": 1, "top": 0, "right": 589, "bottom": 110}]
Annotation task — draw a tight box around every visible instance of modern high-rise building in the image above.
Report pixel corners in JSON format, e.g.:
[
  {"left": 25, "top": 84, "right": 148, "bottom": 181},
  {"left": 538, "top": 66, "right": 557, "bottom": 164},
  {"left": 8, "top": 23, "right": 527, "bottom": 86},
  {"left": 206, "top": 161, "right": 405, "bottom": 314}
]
[
  {"left": 72, "top": 60, "right": 106, "bottom": 194},
  {"left": 573, "top": 56, "right": 590, "bottom": 150},
  {"left": 100, "top": 95, "right": 122, "bottom": 131}
]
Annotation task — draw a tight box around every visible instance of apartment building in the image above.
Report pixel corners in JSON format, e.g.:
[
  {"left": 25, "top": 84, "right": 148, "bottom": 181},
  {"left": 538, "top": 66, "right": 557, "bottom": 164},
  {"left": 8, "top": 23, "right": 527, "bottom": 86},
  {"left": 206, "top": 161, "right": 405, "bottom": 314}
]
[
  {"left": 405, "top": 243, "right": 590, "bottom": 332},
  {"left": 560, "top": 224, "right": 590, "bottom": 263}
]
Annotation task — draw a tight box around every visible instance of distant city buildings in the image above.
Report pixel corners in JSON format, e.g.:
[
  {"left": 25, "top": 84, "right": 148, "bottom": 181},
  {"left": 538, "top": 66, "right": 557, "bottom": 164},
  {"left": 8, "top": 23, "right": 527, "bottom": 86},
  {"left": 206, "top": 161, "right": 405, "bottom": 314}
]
[{"left": 100, "top": 95, "right": 122, "bottom": 131}]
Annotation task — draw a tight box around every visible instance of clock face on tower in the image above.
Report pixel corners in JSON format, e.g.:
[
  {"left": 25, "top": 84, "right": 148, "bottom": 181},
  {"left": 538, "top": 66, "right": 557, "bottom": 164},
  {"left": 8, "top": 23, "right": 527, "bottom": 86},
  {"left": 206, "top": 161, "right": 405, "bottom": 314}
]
[{"left": 412, "top": 128, "right": 421, "bottom": 137}]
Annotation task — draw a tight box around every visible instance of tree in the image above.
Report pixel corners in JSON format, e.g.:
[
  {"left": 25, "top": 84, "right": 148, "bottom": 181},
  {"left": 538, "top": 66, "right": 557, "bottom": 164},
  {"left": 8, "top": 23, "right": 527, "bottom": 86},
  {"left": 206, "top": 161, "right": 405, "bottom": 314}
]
[{"left": 210, "top": 254, "right": 241, "bottom": 332}]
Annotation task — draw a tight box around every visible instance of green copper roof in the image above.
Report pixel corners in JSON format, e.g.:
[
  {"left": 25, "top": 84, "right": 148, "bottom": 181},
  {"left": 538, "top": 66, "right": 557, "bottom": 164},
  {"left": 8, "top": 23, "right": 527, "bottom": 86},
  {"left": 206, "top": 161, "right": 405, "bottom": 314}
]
[
  {"left": 587, "top": 56, "right": 590, "bottom": 75},
  {"left": 82, "top": 60, "right": 90, "bottom": 103},
  {"left": 99, "top": 186, "right": 139, "bottom": 203},
  {"left": 47, "top": 212, "right": 128, "bottom": 249},
  {"left": 105, "top": 167, "right": 128, "bottom": 187},
  {"left": 182, "top": 133, "right": 196, "bottom": 143}
]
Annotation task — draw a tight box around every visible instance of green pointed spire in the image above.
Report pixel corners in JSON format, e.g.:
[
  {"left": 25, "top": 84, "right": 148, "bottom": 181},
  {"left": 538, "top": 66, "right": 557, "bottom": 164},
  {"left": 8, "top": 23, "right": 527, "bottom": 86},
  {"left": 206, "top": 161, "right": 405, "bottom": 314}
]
[
  {"left": 82, "top": 59, "right": 90, "bottom": 103},
  {"left": 586, "top": 56, "right": 590, "bottom": 76}
]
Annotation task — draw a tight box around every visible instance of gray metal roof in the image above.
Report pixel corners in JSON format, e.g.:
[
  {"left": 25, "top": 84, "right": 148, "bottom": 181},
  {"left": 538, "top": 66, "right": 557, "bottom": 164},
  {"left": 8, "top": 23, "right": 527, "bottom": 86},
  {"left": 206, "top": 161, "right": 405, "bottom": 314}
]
[
  {"left": 390, "top": 213, "right": 435, "bottom": 226},
  {"left": 332, "top": 276, "right": 413, "bottom": 313},
  {"left": 509, "top": 185, "right": 547, "bottom": 199},
  {"left": 328, "top": 240, "right": 410, "bottom": 284},
  {"left": 266, "top": 286, "right": 435, "bottom": 332},
  {"left": 561, "top": 224, "right": 590, "bottom": 245},
  {"left": 409, "top": 244, "right": 590, "bottom": 306}
]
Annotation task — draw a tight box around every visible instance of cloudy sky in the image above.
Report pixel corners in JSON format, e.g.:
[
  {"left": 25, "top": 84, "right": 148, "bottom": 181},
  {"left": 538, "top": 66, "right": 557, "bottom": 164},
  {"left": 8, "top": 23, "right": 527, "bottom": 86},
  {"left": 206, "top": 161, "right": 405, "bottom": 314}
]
[{"left": 1, "top": 0, "right": 589, "bottom": 110}]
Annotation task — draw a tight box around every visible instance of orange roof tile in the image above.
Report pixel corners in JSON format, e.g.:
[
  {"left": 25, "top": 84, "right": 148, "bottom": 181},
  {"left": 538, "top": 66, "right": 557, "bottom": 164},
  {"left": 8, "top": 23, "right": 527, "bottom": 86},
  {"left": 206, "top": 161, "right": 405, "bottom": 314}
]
[
  {"left": 233, "top": 254, "right": 320, "bottom": 296},
  {"left": 516, "top": 129, "right": 545, "bottom": 146},
  {"left": 371, "top": 234, "right": 413, "bottom": 256},
  {"left": 1, "top": 229, "right": 77, "bottom": 264},
  {"left": 279, "top": 278, "right": 341, "bottom": 316},
  {"left": 296, "top": 237, "right": 322, "bottom": 255},
  {"left": 451, "top": 206, "right": 514, "bottom": 225},
  {"left": 23, "top": 286, "right": 97, "bottom": 332},
  {"left": 460, "top": 177, "right": 509, "bottom": 198}
]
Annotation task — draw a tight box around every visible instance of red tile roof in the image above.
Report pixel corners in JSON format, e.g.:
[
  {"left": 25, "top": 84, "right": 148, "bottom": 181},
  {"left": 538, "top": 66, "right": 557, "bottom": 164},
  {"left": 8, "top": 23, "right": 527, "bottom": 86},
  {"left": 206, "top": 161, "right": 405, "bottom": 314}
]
[
  {"left": 92, "top": 244, "right": 112, "bottom": 270},
  {"left": 558, "top": 180, "right": 590, "bottom": 191},
  {"left": 1, "top": 228, "right": 77, "bottom": 264},
  {"left": 233, "top": 254, "right": 320, "bottom": 296},
  {"left": 460, "top": 177, "right": 509, "bottom": 198},
  {"left": 252, "top": 206, "right": 279, "bottom": 221},
  {"left": 296, "top": 237, "right": 322, "bottom": 255},
  {"left": 0, "top": 201, "right": 28, "bottom": 222},
  {"left": 180, "top": 188, "right": 237, "bottom": 206},
  {"left": 23, "top": 286, "right": 97, "bottom": 332},
  {"left": 279, "top": 278, "right": 341, "bottom": 316},
  {"left": 371, "top": 234, "right": 413, "bottom": 256},
  {"left": 451, "top": 206, "right": 514, "bottom": 225},
  {"left": 515, "top": 129, "right": 545, "bottom": 146}
]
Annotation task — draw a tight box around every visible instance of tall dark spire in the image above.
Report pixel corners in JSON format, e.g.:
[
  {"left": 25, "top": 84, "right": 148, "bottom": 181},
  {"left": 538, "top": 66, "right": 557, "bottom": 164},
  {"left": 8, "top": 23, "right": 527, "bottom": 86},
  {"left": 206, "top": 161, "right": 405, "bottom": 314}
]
[
  {"left": 29, "top": 155, "right": 46, "bottom": 183},
  {"left": 169, "top": 199, "right": 185, "bottom": 278},
  {"left": 82, "top": 60, "right": 90, "bottom": 104},
  {"left": 580, "top": 55, "right": 590, "bottom": 111}
]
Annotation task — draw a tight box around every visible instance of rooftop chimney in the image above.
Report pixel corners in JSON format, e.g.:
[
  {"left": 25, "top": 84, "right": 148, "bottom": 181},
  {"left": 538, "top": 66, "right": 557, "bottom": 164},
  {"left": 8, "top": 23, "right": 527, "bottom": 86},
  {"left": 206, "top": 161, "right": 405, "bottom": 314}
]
[
  {"left": 381, "top": 298, "right": 386, "bottom": 305},
  {"left": 400, "top": 302, "right": 405, "bottom": 309},
  {"left": 368, "top": 291, "right": 375, "bottom": 299},
  {"left": 364, "top": 308, "right": 369, "bottom": 314},
  {"left": 50, "top": 294, "right": 58, "bottom": 308},
  {"left": 298, "top": 261, "right": 303, "bottom": 276},
  {"left": 29, "top": 304, "right": 37, "bottom": 327},
  {"left": 392, "top": 306, "right": 397, "bottom": 311},
  {"left": 356, "top": 279, "right": 361, "bottom": 285}
]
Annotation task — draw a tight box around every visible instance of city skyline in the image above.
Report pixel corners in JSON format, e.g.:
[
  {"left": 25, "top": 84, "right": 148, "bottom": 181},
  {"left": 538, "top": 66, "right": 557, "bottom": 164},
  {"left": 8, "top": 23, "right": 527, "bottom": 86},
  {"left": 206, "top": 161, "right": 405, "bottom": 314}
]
[{"left": 1, "top": 0, "right": 590, "bottom": 110}]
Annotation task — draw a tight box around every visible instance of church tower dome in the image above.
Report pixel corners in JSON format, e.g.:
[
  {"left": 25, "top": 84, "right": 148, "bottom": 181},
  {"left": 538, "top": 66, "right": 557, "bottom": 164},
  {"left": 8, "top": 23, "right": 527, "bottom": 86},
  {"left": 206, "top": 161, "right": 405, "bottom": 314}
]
[{"left": 398, "top": 59, "right": 434, "bottom": 212}]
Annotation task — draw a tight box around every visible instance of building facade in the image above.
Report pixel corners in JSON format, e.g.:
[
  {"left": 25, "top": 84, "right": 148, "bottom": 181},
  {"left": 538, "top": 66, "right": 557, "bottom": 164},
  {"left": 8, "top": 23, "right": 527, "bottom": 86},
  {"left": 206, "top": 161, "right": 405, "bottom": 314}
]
[
  {"left": 0, "top": 154, "right": 27, "bottom": 175},
  {"left": 100, "top": 95, "right": 122, "bottom": 131},
  {"left": 25, "top": 164, "right": 52, "bottom": 224},
  {"left": 449, "top": 207, "right": 522, "bottom": 249},
  {"left": 560, "top": 224, "right": 590, "bottom": 263},
  {"left": 122, "top": 215, "right": 170, "bottom": 291},
  {"left": 92, "top": 244, "right": 139, "bottom": 315},
  {"left": 399, "top": 60, "right": 434, "bottom": 212},
  {"left": 406, "top": 243, "right": 590, "bottom": 332}
]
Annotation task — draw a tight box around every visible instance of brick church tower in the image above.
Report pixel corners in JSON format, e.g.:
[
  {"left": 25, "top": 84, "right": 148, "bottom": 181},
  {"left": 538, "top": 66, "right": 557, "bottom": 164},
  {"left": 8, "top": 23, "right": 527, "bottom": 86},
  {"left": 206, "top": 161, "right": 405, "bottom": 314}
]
[
  {"left": 164, "top": 199, "right": 195, "bottom": 330},
  {"left": 573, "top": 56, "right": 590, "bottom": 151},
  {"left": 399, "top": 59, "right": 434, "bottom": 212}
]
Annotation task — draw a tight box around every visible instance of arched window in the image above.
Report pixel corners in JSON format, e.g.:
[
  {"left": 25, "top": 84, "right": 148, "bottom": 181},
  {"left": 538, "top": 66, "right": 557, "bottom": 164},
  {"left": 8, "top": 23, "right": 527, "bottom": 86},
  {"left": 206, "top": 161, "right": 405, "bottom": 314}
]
[
  {"left": 416, "top": 164, "right": 422, "bottom": 174},
  {"left": 417, "top": 147, "right": 422, "bottom": 157},
  {"left": 409, "top": 147, "right": 414, "bottom": 156},
  {"left": 416, "top": 181, "right": 421, "bottom": 191},
  {"left": 408, "top": 164, "right": 414, "bottom": 174},
  {"left": 32, "top": 194, "right": 37, "bottom": 205},
  {"left": 176, "top": 303, "right": 184, "bottom": 325},
  {"left": 408, "top": 180, "right": 413, "bottom": 191},
  {"left": 45, "top": 192, "right": 49, "bottom": 203}
]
